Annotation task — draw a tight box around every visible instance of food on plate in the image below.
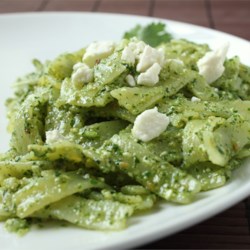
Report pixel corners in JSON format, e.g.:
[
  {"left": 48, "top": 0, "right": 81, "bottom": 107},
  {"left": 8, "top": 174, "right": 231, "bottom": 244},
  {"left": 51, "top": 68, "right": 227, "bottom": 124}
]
[{"left": 1, "top": 23, "right": 250, "bottom": 234}]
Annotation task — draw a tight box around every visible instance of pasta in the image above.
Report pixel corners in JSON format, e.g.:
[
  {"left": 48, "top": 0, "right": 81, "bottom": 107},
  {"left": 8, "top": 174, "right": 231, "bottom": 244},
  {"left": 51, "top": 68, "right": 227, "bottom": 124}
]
[{"left": 1, "top": 23, "right": 250, "bottom": 234}]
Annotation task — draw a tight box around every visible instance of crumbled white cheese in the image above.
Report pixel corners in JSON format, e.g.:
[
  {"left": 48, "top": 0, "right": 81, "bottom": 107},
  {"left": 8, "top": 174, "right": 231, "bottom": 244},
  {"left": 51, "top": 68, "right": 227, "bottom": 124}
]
[
  {"left": 191, "top": 96, "right": 201, "bottom": 102},
  {"left": 153, "top": 175, "right": 160, "bottom": 183},
  {"left": 121, "top": 40, "right": 146, "bottom": 65},
  {"left": 132, "top": 107, "right": 170, "bottom": 142},
  {"left": 46, "top": 130, "right": 65, "bottom": 144},
  {"left": 188, "top": 179, "right": 198, "bottom": 191},
  {"left": 73, "top": 62, "right": 85, "bottom": 71},
  {"left": 160, "top": 187, "right": 172, "bottom": 199},
  {"left": 137, "top": 63, "right": 161, "bottom": 86},
  {"left": 71, "top": 63, "right": 93, "bottom": 88},
  {"left": 131, "top": 41, "right": 146, "bottom": 58},
  {"left": 197, "top": 42, "right": 229, "bottom": 84},
  {"left": 136, "top": 45, "right": 165, "bottom": 72},
  {"left": 121, "top": 46, "right": 136, "bottom": 65},
  {"left": 125, "top": 74, "right": 136, "bottom": 87},
  {"left": 83, "top": 41, "right": 115, "bottom": 67}
]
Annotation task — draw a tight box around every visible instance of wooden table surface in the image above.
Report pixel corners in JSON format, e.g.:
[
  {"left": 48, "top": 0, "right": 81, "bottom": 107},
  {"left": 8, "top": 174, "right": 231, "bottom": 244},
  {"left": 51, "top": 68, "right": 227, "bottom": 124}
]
[{"left": 0, "top": 0, "right": 250, "bottom": 249}]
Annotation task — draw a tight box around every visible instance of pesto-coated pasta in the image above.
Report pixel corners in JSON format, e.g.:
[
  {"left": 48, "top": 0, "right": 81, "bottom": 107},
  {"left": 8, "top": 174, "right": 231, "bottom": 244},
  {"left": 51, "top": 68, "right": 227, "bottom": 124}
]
[{"left": 1, "top": 23, "right": 250, "bottom": 234}]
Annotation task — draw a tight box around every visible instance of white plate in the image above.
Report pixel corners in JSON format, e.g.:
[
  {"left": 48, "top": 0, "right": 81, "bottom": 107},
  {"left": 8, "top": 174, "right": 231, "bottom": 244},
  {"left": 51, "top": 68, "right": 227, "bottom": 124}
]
[{"left": 0, "top": 12, "right": 250, "bottom": 250}]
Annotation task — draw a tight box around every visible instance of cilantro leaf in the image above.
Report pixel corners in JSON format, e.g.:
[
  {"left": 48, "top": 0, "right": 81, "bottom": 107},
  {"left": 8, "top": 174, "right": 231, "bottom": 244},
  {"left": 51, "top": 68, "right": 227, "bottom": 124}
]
[{"left": 123, "top": 22, "right": 173, "bottom": 47}]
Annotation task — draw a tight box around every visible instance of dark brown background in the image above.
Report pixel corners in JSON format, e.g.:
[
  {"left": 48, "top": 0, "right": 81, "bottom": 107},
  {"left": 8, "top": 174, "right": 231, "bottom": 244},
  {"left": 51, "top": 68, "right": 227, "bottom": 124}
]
[{"left": 0, "top": 0, "right": 250, "bottom": 249}]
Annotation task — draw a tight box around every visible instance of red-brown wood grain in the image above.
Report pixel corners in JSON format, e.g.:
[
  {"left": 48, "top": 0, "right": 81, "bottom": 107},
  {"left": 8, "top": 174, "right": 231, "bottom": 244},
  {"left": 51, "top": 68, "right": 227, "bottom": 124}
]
[
  {"left": 153, "top": 0, "right": 210, "bottom": 27},
  {"left": 43, "top": 0, "right": 96, "bottom": 12},
  {"left": 0, "top": 0, "right": 43, "bottom": 13},
  {"left": 97, "top": 0, "right": 152, "bottom": 16}
]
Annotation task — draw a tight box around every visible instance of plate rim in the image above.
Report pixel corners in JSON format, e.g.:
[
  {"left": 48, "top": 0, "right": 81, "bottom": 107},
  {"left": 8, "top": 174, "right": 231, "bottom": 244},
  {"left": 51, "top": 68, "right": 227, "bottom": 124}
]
[{"left": 0, "top": 11, "right": 249, "bottom": 43}]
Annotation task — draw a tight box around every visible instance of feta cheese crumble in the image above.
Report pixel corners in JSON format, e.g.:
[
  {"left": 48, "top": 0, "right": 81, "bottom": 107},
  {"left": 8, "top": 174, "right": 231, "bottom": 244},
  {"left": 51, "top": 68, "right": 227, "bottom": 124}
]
[
  {"left": 71, "top": 63, "right": 93, "bottom": 88},
  {"left": 137, "top": 63, "right": 161, "bottom": 86},
  {"left": 83, "top": 41, "right": 115, "bottom": 67},
  {"left": 132, "top": 41, "right": 146, "bottom": 57},
  {"left": 132, "top": 107, "right": 170, "bottom": 142},
  {"left": 137, "top": 45, "right": 165, "bottom": 72},
  {"left": 125, "top": 74, "right": 136, "bottom": 87},
  {"left": 121, "top": 46, "right": 136, "bottom": 65},
  {"left": 46, "top": 130, "right": 66, "bottom": 144},
  {"left": 121, "top": 40, "right": 165, "bottom": 87},
  {"left": 121, "top": 40, "right": 146, "bottom": 65},
  {"left": 73, "top": 62, "right": 86, "bottom": 71},
  {"left": 197, "top": 42, "right": 229, "bottom": 84},
  {"left": 191, "top": 96, "right": 201, "bottom": 102}
]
